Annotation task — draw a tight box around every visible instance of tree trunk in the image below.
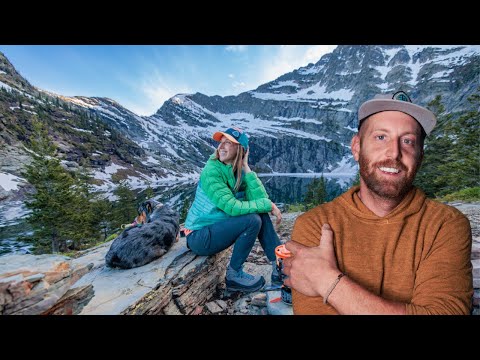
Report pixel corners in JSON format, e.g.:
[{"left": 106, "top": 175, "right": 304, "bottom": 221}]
[{"left": 52, "top": 230, "right": 59, "bottom": 253}]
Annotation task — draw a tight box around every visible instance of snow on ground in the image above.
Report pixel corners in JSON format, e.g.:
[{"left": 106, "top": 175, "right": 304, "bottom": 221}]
[
  {"left": 145, "top": 156, "right": 160, "bottom": 165},
  {"left": 250, "top": 84, "right": 354, "bottom": 103},
  {"left": 0, "top": 200, "right": 30, "bottom": 228},
  {"left": 0, "top": 172, "right": 23, "bottom": 191},
  {"left": 269, "top": 80, "right": 299, "bottom": 89},
  {"left": 0, "top": 80, "right": 14, "bottom": 92},
  {"left": 330, "top": 156, "right": 358, "bottom": 174},
  {"left": 71, "top": 127, "right": 93, "bottom": 134}
]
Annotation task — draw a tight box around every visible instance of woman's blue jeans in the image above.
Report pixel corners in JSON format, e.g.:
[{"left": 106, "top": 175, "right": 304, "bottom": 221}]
[{"left": 186, "top": 213, "right": 281, "bottom": 271}]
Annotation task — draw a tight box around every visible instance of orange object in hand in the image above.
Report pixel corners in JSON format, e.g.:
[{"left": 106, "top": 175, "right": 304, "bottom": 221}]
[{"left": 275, "top": 244, "right": 292, "bottom": 306}]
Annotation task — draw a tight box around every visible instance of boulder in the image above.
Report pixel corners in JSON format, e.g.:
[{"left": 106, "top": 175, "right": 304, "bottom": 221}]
[{"left": 0, "top": 254, "right": 93, "bottom": 315}]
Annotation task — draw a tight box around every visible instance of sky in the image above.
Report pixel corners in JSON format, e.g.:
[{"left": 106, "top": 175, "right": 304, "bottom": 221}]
[{"left": 0, "top": 45, "right": 336, "bottom": 116}]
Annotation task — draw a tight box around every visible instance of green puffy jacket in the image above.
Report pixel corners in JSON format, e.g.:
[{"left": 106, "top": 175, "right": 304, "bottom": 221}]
[{"left": 184, "top": 154, "right": 272, "bottom": 230}]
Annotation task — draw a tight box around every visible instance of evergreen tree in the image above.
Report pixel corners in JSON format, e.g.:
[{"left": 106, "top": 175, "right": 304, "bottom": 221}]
[
  {"left": 315, "top": 175, "right": 328, "bottom": 205},
  {"left": 111, "top": 180, "right": 137, "bottom": 230},
  {"left": 95, "top": 197, "right": 115, "bottom": 240},
  {"left": 22, "top": 120, "right": 77, "bottom": 253},
  {"left": 67, "top": 166, "right": 101, "bottom": 249},
  {"left": 414, "top": 95, "right": 451, "bottom": 197},
  {"left": 179, "top": 196, "right": 192, "bottom": 223},
  {"left": 415, "top": 91, "right": 480, "bottom": 197},
  {"left": 434, "top": 92, "right": 480, "bottom": 195},
  {"left": 139, "top": 184, "right": 155, "bottom": 202},
  {"left": 304, "top": 175, "right": 328, "bottom": 210}
]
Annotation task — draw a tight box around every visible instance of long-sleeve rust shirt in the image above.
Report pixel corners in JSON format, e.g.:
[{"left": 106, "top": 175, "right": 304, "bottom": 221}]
[{"left": 292, "top": 186, "right": 473, "bottom": 315}]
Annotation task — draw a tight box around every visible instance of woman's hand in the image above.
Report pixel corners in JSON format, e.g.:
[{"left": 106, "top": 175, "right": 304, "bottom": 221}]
[
  {"left": 271, "top": 202, "right": 282, "bottom": 225},
  {"left": 242, "top": 148, "right": 251, "bottom": 173}
]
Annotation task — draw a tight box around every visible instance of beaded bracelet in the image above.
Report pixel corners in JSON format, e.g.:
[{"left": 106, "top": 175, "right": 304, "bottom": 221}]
[{"left": 323, "top": 273, "right": 345, "bottom": 304}]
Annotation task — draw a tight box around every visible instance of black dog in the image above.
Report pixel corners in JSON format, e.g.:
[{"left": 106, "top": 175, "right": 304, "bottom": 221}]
[{"left": 105, "top": 202, "right": 180, "bottom": 269}]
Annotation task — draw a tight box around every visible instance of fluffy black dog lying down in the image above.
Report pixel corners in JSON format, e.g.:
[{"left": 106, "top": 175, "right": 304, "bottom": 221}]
[{"left": 105, "top": 202, "right": 180, "bottom": 269}]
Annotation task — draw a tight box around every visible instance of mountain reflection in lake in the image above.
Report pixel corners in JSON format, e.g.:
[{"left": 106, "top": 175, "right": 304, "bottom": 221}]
[
  {"left": 153, "top": 174, "right": 355, "bottom": 213},
  {"left": 260, "top": 175, "right": 353, "bottom": 205}
]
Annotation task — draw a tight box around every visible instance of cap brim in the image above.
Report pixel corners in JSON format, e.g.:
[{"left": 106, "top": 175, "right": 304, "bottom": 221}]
[
  {"left": 212, "top": 131, "right": 239, "bottom": 144},
  {"left": 358, "top": 99, "right": 436, "bottom": 135}
]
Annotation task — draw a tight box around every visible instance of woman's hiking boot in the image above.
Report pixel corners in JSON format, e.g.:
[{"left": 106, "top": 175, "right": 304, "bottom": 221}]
[{"left": 225, "top": 265, "right": 265, "bottom": 292}]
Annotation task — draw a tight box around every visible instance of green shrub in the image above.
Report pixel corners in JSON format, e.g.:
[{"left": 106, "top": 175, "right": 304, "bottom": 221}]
[
  {"left": 439, "top": 187, "right": 480, "bottom": 202},
  {"left": 105, "top": 233, "right": 119, "bottom": 242},
  {"left": 286, "top": 203, "right": 306, "bottom": 213}
]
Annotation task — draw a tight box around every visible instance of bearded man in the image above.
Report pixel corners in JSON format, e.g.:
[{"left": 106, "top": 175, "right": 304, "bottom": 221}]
[{"left": 284, "top": 91, "right": 473, "bottom": 315}]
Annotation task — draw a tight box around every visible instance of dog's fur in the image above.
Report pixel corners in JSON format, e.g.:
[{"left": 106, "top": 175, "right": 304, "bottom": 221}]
[{"left": 105, "top": 202, "right": 180, "bottom": 269}]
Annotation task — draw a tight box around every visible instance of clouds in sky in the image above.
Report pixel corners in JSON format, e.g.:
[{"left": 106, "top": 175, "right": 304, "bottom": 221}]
[
  {"left": 121, "top": 45, "right": 336, "bottom": 116},
  {"left": 0, "top": 45, "right": 338, "bottom": 117},
  {"left": 121, "top": 67, "right": 192, "bottom": 117},
  {"left": 225, "top": 45, "right": 248, "bottom": 52},
  {"left": 257, "top": 45, "right": 337, "bottom": 85}
]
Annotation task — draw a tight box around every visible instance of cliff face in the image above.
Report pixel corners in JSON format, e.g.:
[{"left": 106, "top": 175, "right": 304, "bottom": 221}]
[{"left": 97, "top": 45, "right": 480, "bottom": 175}]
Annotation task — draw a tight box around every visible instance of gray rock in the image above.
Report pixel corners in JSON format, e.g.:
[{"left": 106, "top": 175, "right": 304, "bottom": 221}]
[
  {"left": 251, "top": 293, "right": 267, "bottom": 307},
  {"left": 0, "top": 253, "right": 92, "bottom": 315},
  {"left": 215, "top": 299, "right": 228, "bottom": 310},
  {"left": 205, "top": 301, "right": 223, "bottom": 314},
  {"left": 472, "top": 259, "right": 480, "bottom": 278},
  {"left": 71, "top": 236, "right": 231, "bottom": 315}
]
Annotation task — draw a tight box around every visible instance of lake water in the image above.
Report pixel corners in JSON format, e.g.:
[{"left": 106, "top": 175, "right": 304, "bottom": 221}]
[
  {"left": 153, "top": 173, "right": 355, "bottom": 213},
  {"left": 0, "top": 174, "right": 355, "bottom": 256}
]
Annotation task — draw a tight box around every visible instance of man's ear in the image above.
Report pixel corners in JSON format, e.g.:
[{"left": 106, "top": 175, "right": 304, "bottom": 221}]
[{"left": 351, "top": 135, "right": 360, "bottom": 162}]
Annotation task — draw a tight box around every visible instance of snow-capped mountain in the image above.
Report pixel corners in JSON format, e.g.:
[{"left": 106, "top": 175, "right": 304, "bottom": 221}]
[
  {"left": 1, "top": 45, "right": 479, "bottom": 199},
  {"left": 90, "top": 45, "right": 480, "bottom": 176}
]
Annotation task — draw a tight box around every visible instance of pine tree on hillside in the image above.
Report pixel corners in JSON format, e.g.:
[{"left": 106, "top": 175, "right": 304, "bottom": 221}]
[
  {"left": 180, "top": 197, "right": 192, "bottom": 223},
  {"left": 111, "top": 180, "right": 137, "bottom": 230},
  {"left": 434, "top": 92, "right": 480, "bottom": 195},
  {"left": 67, "top": 165, "right": 102, "bottom": 249},
  {"left": 315, "top": 175, "right": 328, "bottom": 205},
  {"left": 415, "top": 90, "right": 480, "bottom": 197},
  {"left": 139, "top": 184, "right": 155, "bottom": 203},
  {"left": 304, "top": 175, "right": 327, "bottom": 210},
  {"left": 414, "top": 95, "right": 452, "bottom": 197},
  {"left": 95, "top": 197, "right": 114, "bottom": 240},
  {"left": 22, "top": 120, "right": 77, "bottom": 253}
]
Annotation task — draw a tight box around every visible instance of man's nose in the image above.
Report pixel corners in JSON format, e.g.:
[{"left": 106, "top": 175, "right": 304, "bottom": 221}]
[{"left": 386, "top": 139, "right": 401, "bottom": 159}]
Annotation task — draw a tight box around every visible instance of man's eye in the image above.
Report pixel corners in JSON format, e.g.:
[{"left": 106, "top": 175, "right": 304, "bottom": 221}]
[{"left": 376, "top": 135, "right": 385, "bottom": 140}]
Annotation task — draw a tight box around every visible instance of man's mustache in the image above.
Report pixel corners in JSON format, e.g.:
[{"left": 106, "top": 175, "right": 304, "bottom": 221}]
[{"left": 372, "top": 159, "right": 408, "bottom": 172}]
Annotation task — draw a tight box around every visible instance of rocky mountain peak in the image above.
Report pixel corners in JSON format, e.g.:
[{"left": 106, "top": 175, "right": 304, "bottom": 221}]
[
  {"left": 1, "top": 45, "right": 479, "bottom": 197},
  {"left": 0, "top": 53, "right": 35, "bottom": 93}
]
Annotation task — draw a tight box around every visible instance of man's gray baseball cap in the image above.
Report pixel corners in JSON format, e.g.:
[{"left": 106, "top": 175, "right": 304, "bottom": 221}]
[{"left": 358, "top": 91, "right": 437, "bottom": 135}]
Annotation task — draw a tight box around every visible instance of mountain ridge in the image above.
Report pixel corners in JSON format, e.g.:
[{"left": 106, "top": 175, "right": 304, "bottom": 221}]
[{"left": 1, "top": 45, "right": 479, "bottom": 200}]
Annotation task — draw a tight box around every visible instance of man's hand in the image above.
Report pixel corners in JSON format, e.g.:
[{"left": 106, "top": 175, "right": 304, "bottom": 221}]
[
  {"left": 271, "top": 202, "right": 282, "bottom": 225},
  {"left": 283, "top": 223, "right": 340, "bottom": 297}
]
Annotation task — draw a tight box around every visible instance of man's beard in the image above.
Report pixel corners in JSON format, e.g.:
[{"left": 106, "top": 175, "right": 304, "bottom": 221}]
[{"left": 359, "top": 151, "right": 419, "bottom": 200}]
